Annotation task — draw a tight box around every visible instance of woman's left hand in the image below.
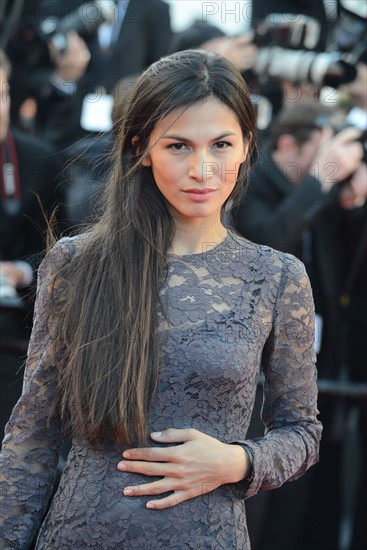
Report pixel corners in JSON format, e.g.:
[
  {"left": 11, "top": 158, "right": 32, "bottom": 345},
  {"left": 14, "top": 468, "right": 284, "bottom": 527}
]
[{"left": 117, "top": 428, "right": 249, "bottom": 509}]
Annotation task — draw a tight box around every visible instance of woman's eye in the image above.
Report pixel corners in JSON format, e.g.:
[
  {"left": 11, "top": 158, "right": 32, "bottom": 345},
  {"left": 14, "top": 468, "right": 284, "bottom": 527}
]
[
  {"left": 214, "top": 141, "right": 231, "bottom": 149},
  {"left": 167, "top": 143, "right": 188, "bottom": 151}
]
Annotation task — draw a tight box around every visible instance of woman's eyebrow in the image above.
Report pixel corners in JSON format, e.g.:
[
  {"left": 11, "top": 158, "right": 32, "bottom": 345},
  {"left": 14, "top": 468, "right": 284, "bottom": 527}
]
[{"left": 160, "top": 132, "right": 238, "bottom": 142}]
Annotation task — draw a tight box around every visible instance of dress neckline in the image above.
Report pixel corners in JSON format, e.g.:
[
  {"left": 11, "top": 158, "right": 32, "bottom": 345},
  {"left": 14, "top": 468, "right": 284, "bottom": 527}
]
[{"left": 167, "top": 230, "right": 235, "bottom": 260}]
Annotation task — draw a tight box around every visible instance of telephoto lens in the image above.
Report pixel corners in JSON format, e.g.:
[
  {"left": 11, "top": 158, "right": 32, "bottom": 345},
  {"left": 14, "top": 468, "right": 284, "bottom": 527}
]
[{"left": 39, "top": 0, "right": 116, "bottom": 53}]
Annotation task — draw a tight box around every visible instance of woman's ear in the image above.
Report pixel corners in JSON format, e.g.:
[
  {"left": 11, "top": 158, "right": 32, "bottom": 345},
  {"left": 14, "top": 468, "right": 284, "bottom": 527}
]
[
  {"left": 141, "top": 155, "right": 151, "bottom": 167},
  {"left": 132, "top": 135, "right": 151, "bottom": 166}
]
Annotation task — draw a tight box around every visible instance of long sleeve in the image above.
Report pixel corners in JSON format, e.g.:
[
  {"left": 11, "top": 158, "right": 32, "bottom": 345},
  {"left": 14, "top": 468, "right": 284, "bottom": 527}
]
[
  {"left": 0, "top": 239, "right": 72, "bottom": 549},
  {"left": 237, "top": 254, "right": 322, "bottom": 498}
]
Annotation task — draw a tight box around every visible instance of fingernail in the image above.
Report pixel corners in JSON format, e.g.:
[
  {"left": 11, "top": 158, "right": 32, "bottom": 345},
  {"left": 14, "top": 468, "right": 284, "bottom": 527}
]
[
  {"left": 124, "top": 487, "right": 133, "bottom": 495},
  {"left": 146, "top": 502, "right": 155, "bottom": 508},
  {"left": 118, "top": 463, "right": 126, "bottom": 471},
  {"left": 151, "top": 431, "right": 162, "bottom": 438}
]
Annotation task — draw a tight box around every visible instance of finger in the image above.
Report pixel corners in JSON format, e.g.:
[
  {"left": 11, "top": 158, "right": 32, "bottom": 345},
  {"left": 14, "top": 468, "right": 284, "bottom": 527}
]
[
  {"left": 345, "top": 142, "right": 364, "bottom": 164},
  {"left": 122, "top": 445, "right": 179, "bottom": 462},
  {"left": 146, "top": 489, "right": 198, "bottom": 510},
  {"left": 117, "top": 459, "right": 181, "bottom": 477},
  {"left": 333, "top": 126, "right": 362, "bottom": 145},
  {"left": 350, "top": 163, "right": 367, "bottom": 194},
  {"left": 150, "top": 427, "right": 199, "bottom": 444},
  {"left": 66, "top": 30, "right": 82, "bottom": 44},
  {"left": 123, "top": 478, "right": 175, "bottom": 497}
]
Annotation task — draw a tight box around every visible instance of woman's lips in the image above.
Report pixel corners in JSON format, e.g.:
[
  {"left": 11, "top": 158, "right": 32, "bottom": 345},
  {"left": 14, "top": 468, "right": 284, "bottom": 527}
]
[{"left": 183, "top": 188, "right": 217, "bottom": 202}]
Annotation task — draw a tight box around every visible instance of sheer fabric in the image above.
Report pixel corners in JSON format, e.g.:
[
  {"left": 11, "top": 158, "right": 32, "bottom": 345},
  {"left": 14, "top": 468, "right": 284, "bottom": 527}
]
[{"left": 0, "top": 230, "right": 322, "bottom": 549}]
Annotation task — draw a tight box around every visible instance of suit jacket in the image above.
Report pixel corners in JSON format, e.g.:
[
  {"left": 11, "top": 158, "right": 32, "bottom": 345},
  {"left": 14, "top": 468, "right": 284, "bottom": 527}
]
[
  {"left": 0, "top": 129, "right": 63, "bottom": 345},
  {"left": 0, "top": 129, "right": 63, "bottom": 269},
  {"left": 9, "top": 0, "right": 172, "bottom": 147}
]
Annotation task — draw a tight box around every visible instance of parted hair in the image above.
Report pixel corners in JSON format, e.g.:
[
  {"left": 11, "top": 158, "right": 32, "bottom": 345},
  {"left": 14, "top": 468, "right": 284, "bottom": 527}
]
[{"left": 54, "top": 50, "right": 257, "bottom": 446}]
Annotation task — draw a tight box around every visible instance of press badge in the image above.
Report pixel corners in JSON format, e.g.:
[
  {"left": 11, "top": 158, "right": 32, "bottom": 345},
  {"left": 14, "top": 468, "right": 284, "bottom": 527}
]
[
  {"left": 314, "top": 314, "right": 323, "bottom": 355},
  {"left": 80, "top": 93, "right": 113, "bottom": 132}
]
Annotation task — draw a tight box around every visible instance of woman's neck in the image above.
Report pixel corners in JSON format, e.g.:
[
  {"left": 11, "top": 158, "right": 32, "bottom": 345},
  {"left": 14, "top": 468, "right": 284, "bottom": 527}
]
[{"left": 169, "top": 220, "right": 228, "bottom": 256}]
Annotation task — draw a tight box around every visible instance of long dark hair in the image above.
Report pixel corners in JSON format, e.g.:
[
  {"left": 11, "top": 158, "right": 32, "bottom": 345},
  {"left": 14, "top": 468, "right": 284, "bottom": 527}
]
[{"left": 55, "top": 50, "right": 257, "bottom": 446}]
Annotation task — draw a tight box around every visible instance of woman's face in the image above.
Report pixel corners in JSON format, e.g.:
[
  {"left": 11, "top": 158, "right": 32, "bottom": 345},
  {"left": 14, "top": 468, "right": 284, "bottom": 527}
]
[{"left": 142, "top": 96, "right": 249, "bottom": 225}]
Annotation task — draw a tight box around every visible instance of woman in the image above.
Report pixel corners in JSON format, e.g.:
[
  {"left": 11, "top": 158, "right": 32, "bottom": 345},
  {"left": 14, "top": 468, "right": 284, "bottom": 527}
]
[{"left": 0, "top": 50, "right": 321, "bottom": 549}]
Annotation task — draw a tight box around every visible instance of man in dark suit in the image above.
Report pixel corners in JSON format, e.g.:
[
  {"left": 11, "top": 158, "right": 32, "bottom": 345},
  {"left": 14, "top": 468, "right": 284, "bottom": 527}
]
[
  {"left": 5, "top": 0, "right": 172, "bottom": 147},
  {"left": 0, "top": 49, "right": 63, "bottom": 439}
]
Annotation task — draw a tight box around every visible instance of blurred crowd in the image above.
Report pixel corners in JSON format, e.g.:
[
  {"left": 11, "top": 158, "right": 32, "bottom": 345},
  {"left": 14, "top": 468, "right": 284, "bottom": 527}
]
[{"left": 0, "top": 1, "right": 366, "bottom": 549}]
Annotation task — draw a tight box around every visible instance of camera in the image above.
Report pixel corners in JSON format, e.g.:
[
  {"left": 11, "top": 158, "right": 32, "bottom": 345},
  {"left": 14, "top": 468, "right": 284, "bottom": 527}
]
[
  {"left": 3, "top": 1, "right": 118, "bottom": 74},
  {"left": 333, "top": 127, "right": 367, "bottom": 165},
  {"left": 250, "top": 2, "right": 366, "bottom": 88},
  {"left": 360, "top": 131, "right": 367, "bottom": 164},
  {"left": 38, "top": 0, "right": 116, "bottom": 54},
  {"left": 251, "top": 15, "right": 357, "bottom": 88}
]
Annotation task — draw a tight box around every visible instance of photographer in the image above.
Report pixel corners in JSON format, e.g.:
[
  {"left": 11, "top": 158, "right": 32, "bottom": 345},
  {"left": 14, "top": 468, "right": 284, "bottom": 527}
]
[
  {"left": 0, "top": 49, "right": 63, "bottom": 440},
  {"left": 2, "top": 1, "right": 91, "bottom": 138},
  {"left": 4, "top": 0, "right": 172, "bottom": 148}
]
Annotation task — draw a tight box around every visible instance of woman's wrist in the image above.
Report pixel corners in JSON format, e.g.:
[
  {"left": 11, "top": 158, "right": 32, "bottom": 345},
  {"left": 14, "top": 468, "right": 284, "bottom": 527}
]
[
  {"left": 225, "top": 443, "right": 252, "bottom": 484},
  {"left": 241, "top": 444, "right": 254, "bottom": 483}
]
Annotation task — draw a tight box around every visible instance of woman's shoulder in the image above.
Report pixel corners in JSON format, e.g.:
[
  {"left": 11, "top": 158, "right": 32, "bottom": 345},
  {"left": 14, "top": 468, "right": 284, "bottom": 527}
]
[
  {"left": 227, "top": 229, "right": 305, "bottom": 274},
  {"left": 227, "top": 230, "right": 309, "bottom": 296},
  {"left": 39, "top": 233, "right": 95, "bottom": 279},
  {"left": 227, "top": 232, "right": 310, "bottom": 312},
  {"left": 49, "top": 232, "right": 94, "bottom": 260}
]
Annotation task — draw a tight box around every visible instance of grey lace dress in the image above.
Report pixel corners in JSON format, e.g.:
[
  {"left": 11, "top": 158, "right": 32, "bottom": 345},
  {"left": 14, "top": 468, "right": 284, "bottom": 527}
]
[{"left": 0, "top": 229, "right": 322, "bottom": 550}]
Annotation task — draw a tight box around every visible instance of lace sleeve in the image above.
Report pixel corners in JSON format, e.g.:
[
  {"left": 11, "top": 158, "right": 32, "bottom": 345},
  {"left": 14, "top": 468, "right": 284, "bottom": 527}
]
[
  {"left": 238, "top": 254, "right": 322, "bottom": 499},
  {"left": 0, "top": 238, "right": 73, "bottom": 549}
]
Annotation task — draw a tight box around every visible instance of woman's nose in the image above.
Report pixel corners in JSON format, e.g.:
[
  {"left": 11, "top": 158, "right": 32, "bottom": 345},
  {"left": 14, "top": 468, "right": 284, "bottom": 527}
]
[{"left": 188, "top": 151, "right": 216, "bottom": 182}]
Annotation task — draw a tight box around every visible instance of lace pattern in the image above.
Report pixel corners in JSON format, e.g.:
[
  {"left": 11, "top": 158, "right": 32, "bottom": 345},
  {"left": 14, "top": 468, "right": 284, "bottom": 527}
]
[{"left": 0, "top": 230, "right": 322, "bottom": 549}]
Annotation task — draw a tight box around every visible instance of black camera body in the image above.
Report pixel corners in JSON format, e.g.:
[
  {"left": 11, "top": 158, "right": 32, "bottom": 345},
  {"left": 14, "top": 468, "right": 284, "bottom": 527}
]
[
  {"left": 333, "top": 126, "right": 367, "bottom": 164},
  {"left": 3, "top": 1, "right": 117, "bottom": 75},
  {"left": 250, "top": 5, "right": 366, "bottom": 88},
  {"left": 38, "top": 0, "right": 116, "bottom": 54}
]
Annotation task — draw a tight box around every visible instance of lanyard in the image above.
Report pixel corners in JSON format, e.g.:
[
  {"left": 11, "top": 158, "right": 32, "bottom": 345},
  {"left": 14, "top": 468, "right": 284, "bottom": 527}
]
[{"left": 0, "top": 131, "right": 21, "bottom": 215}]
